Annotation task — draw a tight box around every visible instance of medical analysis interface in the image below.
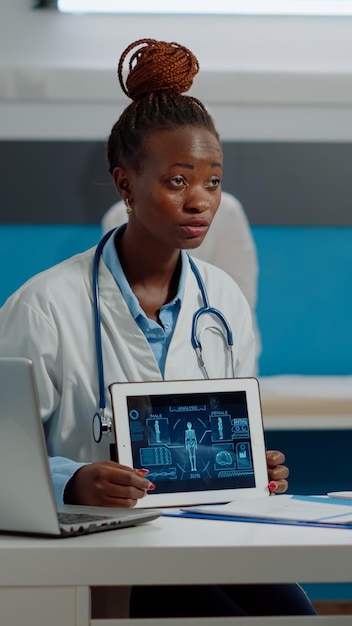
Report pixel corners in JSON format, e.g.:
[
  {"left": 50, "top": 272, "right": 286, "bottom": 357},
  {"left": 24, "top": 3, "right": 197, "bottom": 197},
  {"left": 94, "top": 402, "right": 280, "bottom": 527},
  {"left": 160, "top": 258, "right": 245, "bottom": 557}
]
[{"left": 125, "top": 390, "right": 256, "bottom": 494}]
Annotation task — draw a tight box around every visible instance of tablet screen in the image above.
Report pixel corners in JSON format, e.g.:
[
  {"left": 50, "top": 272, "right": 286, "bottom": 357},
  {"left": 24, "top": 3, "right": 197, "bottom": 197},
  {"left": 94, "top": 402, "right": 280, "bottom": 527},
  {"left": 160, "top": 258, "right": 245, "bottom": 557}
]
[{"left": 126, "top": 389, "right": 255, "bottom": 494}]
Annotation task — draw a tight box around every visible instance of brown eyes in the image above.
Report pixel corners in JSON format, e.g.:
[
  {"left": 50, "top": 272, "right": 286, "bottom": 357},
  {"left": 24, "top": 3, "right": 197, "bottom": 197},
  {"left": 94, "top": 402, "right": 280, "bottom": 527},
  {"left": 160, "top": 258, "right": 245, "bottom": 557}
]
[{"left": 168, "top": 177, "right": 221, "bottom": 188}]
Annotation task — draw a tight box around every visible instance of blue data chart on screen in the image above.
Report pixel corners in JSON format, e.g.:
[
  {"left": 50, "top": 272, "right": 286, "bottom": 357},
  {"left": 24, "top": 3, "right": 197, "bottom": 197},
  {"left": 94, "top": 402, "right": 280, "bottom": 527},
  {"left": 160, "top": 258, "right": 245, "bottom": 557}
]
[{"left": 127, "top": 391, "right": 255, "bottom": 494}]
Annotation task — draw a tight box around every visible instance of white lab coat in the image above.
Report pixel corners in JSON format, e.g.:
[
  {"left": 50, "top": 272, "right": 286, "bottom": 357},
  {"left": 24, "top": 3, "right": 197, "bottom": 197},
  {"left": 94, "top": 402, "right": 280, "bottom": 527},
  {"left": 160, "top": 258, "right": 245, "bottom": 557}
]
[{"left": 0, "top": 246, "right": 255, "bottom": 490}]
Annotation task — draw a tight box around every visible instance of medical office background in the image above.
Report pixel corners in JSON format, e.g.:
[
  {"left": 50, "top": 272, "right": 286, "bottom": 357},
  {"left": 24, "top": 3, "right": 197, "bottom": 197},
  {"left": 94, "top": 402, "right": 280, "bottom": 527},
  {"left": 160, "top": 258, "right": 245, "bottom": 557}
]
[{"left": 1, "top": 3, "right": 352, "bottom": 497}]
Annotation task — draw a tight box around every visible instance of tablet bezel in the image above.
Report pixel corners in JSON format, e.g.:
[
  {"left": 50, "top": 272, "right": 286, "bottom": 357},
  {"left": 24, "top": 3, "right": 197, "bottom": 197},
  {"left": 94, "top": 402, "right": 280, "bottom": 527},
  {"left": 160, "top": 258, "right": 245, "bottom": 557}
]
[{"left": 110, "top": 377, "right": 269, "bottom": 508}]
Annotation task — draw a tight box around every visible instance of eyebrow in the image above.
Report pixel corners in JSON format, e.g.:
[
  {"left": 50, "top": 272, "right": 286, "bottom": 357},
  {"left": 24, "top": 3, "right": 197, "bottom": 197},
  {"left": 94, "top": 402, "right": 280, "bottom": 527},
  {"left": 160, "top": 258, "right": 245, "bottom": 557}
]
[
  {"left": 171, "top": 163, "right": 194, "bottom": 169},
  {"left": 171, "top": 162, "right": 223, "bottom": 169}
]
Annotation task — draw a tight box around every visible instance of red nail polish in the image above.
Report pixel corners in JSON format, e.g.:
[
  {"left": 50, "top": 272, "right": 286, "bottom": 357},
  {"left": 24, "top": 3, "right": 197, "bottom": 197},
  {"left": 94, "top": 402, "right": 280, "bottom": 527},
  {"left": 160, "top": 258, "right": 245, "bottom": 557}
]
[
  {"left": 268, "top": 481, "right": 278, "bottom": 490},
  {"left": 148, "top": 482, "right": 156, "bottom": 491},
  {"left": 136, "top": 468, "right": 149, "bottom": 476}
]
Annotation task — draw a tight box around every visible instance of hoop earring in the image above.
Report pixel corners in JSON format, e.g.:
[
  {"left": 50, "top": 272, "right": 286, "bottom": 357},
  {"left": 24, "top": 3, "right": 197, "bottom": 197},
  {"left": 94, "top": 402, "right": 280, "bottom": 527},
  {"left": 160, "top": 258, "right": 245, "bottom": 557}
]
[{"left": 125, "top": 199, "right": 133, "bottom": 215}]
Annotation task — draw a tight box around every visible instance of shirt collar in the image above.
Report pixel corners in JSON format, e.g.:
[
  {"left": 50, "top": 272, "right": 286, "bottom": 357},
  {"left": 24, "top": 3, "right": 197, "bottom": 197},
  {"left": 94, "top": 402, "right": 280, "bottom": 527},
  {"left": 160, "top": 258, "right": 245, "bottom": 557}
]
[{"left": 101, "top": 226, "right": 188, "bottom": 322}]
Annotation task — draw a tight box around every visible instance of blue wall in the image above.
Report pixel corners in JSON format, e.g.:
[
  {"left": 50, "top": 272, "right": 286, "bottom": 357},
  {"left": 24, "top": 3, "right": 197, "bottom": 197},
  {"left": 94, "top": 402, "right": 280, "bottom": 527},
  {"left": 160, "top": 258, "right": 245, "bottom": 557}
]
[
  {"left": 1, "top": 224, "right": 351, "bottom": 377},
  {"left": 0, "top": 224, "right": 101, "bottom": 305},
  {"left": 253, "top": 226, "right": 352, "bottom": 376}
]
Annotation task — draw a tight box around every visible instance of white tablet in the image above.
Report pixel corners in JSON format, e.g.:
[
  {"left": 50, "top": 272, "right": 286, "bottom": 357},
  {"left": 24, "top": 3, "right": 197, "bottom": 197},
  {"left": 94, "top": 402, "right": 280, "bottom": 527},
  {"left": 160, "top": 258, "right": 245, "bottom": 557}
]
[{"left": 110, "top": 377, "right": 269, "bottom": 508}]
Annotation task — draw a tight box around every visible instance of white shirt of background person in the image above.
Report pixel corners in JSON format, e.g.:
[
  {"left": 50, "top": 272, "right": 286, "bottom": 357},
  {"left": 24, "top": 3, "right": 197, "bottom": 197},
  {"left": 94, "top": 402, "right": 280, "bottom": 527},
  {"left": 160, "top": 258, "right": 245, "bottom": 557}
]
[{"left": 101, "top": 191, "right": 261, "bottom": 370}]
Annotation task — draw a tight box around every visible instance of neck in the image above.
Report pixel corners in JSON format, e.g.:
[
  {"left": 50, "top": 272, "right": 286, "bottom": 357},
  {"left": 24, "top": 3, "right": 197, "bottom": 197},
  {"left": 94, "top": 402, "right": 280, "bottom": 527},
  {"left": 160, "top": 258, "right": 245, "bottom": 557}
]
[
  {"left": 115, "top": 229, "right": 182, "bottom": 321},
  {"left": 116, "top": 226, "right": 181, "bottom": 288}
]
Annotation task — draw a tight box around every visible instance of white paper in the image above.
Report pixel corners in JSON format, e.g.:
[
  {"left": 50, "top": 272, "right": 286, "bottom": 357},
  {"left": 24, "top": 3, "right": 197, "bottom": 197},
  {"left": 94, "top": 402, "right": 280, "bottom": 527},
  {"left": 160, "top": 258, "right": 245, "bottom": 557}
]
[{"left": 183, "top": 495, "right": 352, "bottom": 525}]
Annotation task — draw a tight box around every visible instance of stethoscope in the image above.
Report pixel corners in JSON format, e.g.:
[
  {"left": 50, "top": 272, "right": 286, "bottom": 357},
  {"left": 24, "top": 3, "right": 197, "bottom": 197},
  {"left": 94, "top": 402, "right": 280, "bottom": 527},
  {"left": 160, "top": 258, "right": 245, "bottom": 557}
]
[{"left": 92, "top": 229, "right": 235, "bottom": 443}]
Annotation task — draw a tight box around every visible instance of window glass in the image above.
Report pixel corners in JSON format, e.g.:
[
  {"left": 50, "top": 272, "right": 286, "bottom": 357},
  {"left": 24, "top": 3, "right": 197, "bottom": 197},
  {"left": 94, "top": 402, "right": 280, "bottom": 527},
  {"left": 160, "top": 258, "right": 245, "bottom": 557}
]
[{"left": 57, "top": 1, "right": 352, "bottom": 16}]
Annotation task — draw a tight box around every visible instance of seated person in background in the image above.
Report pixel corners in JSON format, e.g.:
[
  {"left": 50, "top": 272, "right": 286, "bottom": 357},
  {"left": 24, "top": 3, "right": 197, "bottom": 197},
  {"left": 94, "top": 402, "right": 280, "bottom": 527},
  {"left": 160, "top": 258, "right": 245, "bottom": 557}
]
[{"left": 102, "top": 191, "right": 262, "bottom": 366}]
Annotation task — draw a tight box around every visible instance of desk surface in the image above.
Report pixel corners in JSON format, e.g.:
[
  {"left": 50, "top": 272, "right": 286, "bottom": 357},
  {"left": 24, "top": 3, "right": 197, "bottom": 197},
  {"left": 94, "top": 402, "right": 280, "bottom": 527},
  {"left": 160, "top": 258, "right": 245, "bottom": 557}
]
[
  {"left": 1, "top": 514, "right": 352, "bottom": 588},
  {"left": 259, "top": 375, "right": 352, "bottom": 430}
]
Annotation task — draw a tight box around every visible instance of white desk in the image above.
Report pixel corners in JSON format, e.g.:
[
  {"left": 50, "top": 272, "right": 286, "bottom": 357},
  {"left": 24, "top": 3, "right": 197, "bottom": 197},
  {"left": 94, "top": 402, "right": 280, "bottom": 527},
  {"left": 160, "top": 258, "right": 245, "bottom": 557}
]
[{"left": 1, "top": 515, "right": 352, "bottom": 626}]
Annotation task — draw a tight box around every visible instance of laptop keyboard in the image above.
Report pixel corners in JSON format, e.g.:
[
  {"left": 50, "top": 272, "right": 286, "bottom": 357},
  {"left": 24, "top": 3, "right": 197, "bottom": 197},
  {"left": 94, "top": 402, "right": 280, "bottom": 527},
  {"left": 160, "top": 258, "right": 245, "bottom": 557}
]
[{"left": 58, "top": 512, "right": 115, "bottom": 525}]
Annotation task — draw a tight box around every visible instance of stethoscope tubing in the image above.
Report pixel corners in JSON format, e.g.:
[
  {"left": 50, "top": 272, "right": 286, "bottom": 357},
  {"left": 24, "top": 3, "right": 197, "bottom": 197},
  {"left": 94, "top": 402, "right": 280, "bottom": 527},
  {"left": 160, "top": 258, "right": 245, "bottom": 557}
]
[
  {"left": 92, "top": 231, "right": 235, "bottom": 442},
  {"left": 92, "top": 230, "right": 113, "bottom": 414},
  {"left": 188, "top": 258, "right": 234, "bottom": 351}
]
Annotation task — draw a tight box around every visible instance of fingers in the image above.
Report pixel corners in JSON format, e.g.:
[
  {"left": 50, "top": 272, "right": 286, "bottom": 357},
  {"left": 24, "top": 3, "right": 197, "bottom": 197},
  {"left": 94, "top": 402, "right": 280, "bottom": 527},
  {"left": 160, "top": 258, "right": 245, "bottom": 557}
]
[
  {"left": 67, "top": 462, "right": 155, "bottom": 508},
  {"left": 268, "top": 462, "right": 289, "bottom": 481},
  {"left": 268, "top": 479, "right": 289, "bottom": 494},
  {"left": 265, "top": 449, "right": 286, "bottom": 468},
  {"left": 266, "top": 449, "right": 289, "bottom": 494}
]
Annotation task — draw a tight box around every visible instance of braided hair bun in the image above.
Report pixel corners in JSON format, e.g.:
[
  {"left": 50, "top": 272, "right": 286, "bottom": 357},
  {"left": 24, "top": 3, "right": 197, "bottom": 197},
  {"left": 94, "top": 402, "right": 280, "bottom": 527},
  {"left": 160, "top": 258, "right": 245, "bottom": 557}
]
[
  {"left": 107, "top": 38, "right": 219, "bottom": 173},
  {"left": 118, "top": 38, "right": 199, "bottom": 100}
]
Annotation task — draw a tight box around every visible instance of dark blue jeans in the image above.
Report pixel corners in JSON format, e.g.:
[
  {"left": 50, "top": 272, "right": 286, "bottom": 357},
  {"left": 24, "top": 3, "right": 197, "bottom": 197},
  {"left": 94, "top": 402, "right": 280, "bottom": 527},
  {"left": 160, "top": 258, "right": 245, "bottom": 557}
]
[{"left": 130, "top": 583, "right": 317, "bottom": 617}]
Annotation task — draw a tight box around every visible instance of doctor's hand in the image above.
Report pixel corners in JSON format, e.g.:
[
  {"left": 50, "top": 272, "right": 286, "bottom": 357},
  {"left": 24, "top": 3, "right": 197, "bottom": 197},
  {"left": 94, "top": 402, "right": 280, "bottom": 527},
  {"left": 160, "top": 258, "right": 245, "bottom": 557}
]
[
  {"left": 266, "top": 449, "right": 289, "bottom": 494},
  {"left": 64, "top": 461, "right": 155, "bottom": 508}
]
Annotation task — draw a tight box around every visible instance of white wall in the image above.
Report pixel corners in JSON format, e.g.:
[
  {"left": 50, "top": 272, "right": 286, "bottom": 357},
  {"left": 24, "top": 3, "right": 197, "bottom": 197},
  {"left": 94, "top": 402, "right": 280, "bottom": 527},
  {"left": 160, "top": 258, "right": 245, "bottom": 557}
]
[{"left": 1, "top": 0, "right": 352, "bottom": 140}]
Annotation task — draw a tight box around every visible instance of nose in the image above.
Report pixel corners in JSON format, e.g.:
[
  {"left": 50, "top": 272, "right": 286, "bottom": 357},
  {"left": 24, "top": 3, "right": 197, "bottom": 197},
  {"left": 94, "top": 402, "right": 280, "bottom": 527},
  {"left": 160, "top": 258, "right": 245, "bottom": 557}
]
[{"left": 184, "top": 185, "right": 213, "bottom": 213}]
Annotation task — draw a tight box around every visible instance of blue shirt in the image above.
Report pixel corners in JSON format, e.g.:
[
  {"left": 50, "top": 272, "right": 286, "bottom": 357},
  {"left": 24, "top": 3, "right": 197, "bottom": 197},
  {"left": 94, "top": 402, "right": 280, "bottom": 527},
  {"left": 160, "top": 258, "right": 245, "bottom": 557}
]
[{"left": 102, "top": 226, "right": 187, "bottom": 377}]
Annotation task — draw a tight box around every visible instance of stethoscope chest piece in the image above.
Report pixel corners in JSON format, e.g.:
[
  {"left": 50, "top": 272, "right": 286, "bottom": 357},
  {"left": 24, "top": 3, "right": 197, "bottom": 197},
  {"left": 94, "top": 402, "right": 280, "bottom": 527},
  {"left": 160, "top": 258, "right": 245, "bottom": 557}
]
[{"left": 92, "top": 411, "right": 113, "bottom": 443}]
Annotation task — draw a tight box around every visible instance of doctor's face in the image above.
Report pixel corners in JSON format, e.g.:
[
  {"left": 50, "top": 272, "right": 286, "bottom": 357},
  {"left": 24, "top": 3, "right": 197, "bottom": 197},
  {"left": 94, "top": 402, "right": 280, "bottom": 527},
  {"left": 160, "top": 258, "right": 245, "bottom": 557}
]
[{"left": 115, "top": 126, "right": 223, "bottom": 251}]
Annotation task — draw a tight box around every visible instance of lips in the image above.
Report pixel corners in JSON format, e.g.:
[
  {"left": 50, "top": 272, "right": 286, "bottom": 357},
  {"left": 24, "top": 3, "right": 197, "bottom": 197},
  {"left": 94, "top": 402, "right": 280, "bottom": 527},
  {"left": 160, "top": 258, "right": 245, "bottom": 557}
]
[{"left": 180, "top": 220, "right": 209, "bottom": 238}]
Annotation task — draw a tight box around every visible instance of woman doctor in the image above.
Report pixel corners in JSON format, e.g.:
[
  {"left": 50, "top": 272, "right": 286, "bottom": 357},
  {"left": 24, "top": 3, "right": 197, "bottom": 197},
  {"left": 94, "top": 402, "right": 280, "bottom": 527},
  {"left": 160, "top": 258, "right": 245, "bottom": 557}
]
[{"left": 0, "top": 39, "right": 316, "bottom": 617}]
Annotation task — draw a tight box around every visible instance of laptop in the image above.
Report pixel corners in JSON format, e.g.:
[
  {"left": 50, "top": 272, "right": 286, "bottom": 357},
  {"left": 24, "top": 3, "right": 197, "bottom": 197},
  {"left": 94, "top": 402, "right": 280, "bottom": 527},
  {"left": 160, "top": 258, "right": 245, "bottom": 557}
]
[
  {"left": 110, "top": 377, "right": 269, "bottom": 508},
  {"left": 0, "top": 357, "right": 161, "bottom": 537}
]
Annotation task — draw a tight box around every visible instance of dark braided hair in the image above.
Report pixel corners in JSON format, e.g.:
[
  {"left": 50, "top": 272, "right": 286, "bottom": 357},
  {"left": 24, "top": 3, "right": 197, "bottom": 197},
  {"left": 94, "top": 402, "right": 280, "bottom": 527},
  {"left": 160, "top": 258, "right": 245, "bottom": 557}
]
[{"left": 107, "top": 39, "right": 219, "bottom": 174}]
